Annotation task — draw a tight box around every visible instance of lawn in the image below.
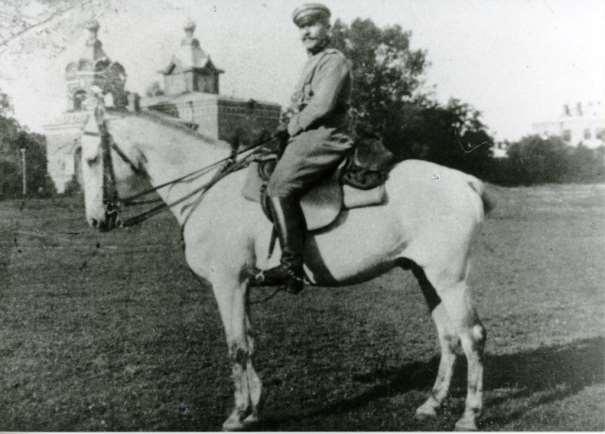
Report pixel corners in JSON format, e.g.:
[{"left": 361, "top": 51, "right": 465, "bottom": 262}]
[{"left": 0, "top": 183, "right": 603, "bottom": 430}]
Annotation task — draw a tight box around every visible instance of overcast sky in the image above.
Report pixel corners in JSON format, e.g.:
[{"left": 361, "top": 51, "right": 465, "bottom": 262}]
[{"left": 2, "top": 0, "right": 604, "bottom": 141}]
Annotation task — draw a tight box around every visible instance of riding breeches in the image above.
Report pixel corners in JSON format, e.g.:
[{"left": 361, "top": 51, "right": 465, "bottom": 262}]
[{"left": 266, "top": 126, "right": 353, "bottom": 198}]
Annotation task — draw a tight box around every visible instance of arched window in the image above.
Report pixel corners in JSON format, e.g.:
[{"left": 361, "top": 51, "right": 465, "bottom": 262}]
[{"left": 73, "top": 90, "right": 87, "bottom": 111}]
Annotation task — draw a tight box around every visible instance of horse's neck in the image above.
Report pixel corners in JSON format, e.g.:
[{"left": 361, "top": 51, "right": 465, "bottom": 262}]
[{"left": 123, "top": 115, "right": 231, "bottom": 226}]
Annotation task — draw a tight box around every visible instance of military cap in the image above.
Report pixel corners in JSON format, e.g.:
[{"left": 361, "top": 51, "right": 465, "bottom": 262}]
[{"left": 292, "top": 3, "right": 331, "bottom": 26}]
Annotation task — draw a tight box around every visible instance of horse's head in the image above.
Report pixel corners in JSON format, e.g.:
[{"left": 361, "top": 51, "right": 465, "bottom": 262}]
[{"left": 80, "top": 94, "right": 142, "bottom": 231}]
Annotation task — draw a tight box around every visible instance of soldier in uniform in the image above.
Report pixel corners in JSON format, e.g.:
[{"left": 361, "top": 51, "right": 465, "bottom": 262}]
[{"left": 251, "top": 3, "right": 353, "bottom": 293}]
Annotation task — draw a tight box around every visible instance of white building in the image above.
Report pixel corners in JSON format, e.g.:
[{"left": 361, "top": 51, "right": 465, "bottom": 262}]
[{"left": 532, "top": 101, "right": 605, "bottom": 149}]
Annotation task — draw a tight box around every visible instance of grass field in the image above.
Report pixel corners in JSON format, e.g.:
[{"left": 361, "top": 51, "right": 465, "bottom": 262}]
[{"left": 0, "top": 183, "right": 604, "bottom": 430}]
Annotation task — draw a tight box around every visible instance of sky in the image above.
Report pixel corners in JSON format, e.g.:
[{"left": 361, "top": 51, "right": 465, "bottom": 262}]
[{"left": 1, "top": 0, "right": 604, "bottom": 141}]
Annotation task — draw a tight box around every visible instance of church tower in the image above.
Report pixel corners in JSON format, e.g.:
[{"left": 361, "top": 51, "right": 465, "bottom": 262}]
[
  {"left": 64, "top": 19, "right": 127, "bottom": 110},
  {"left": 45, "top": 19, "right": 130, "bottom": 193},
  {"left": 160, "top": 19, "right": 224, "bottom": 95},
  {"left": 142, "top": 19, "right": 280, "bottom": 148}
]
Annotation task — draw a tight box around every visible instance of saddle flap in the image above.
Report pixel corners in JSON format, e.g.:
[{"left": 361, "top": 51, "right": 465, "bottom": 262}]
[{"left": 300, "top": 173, "right": 342, "bottom": 231}]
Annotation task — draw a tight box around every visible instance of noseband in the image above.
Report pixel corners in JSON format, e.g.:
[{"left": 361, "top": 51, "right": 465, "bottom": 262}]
[{"left": 98, "top": 120, "right": 123, "bottom": 230}]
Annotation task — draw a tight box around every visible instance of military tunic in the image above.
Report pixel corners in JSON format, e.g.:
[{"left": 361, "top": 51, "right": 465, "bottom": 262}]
[{"left": 267, "top": 47, "right": 353, "bottom": 198}]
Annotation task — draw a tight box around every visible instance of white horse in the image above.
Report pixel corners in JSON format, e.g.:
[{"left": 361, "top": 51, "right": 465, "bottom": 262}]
[{"left": 80, "top": 106, "right": 492, "bottom": 431}]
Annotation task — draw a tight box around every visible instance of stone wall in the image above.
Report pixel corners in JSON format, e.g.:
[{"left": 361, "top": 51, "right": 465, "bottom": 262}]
[{"left": 141, "top": 93, "right": 281, "bottom": 149}]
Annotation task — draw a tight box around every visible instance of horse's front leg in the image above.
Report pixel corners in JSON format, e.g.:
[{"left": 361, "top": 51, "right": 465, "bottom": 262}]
[
  {"left": 240, "top": 307, "right": 263, "bottom": 426},
  {"left": 211, "top": 271, "right": 262, "bottom": 431}
]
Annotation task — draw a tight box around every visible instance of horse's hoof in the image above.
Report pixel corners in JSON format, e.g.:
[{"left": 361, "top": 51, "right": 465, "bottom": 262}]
[
  {"left": 454, "top": 417, "right": 478, "bottom": 431},
  {"left": 222, "top": 412, "right": 259, "bottom": 431},
  {"left": 222, "top": 420, "right": 244, "bottom": 431},
  {"left": 415, "top": 406, "right": 437, "bottom": 421},
  {"left": 222, "top": 414, "right": 246, "bottom": 431},
  {"left": 243, "top": 413, "right": 260, "bottom": 425}
]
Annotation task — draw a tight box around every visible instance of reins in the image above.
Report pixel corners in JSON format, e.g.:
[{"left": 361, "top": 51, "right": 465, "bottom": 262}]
[
  {"left": 122, "top": 147, "right": 258, "bottom": 228},
  {"left": 96, "top": 116, "right": 276, "bottom": 228}
]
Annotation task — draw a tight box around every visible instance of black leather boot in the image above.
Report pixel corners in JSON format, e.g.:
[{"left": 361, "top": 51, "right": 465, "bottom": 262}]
[{"left": 250, "top": 196, "right": 306, "bottom": 294}]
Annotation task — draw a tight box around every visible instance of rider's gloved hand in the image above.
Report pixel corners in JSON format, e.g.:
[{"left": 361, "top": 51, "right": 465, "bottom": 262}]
[
  {"left": 274, "top": 124, "right": 290, "bottom": 152},
  {"left": 275, "top": 123, "right": 288, "bottom": 139}
]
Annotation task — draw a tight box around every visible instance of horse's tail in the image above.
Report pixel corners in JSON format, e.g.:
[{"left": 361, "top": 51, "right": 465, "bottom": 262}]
[{"left": 467, "top": 177, "right": 496, "bottom": 217}]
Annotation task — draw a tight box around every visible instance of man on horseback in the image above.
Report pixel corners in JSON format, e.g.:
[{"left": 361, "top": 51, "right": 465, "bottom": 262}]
[{"left": 251, "top": 3, "right": 353, "bottom": 293}]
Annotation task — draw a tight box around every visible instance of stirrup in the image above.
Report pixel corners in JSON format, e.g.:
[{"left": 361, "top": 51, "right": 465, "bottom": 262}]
[{"left": 248, "top": 266, "right": 305, "bottom": 294}]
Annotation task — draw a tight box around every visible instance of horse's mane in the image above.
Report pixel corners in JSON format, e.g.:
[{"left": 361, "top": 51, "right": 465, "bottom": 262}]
[{"left": 107, "top": 108, "right": 230, "bottom": 149}]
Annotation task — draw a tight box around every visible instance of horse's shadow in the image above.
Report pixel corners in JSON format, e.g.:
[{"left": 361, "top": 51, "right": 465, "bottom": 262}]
[{"left": 259, "top": 336, "right": 604, "bottom": 429}]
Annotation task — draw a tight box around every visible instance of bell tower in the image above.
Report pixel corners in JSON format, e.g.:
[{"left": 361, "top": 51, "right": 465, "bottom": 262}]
[
  {"left": 45, "top": 19, "right": 132, "bottom": 193},
  {"left": 160, "top": 19, "right": 224, "bottom": 95}
]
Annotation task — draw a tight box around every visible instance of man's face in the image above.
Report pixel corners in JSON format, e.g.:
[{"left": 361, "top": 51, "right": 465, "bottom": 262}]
[{"left": 298, "top": 17, "right": 330, "bottom": 53}]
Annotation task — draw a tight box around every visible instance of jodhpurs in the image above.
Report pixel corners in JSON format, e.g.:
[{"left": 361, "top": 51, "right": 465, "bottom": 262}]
[{"left": 266, "top": 126, "right": 353, "bottom": 198}]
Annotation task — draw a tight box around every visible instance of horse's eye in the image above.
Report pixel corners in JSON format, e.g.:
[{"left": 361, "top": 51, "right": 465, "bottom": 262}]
[{"left": 86, "top": 155, "right": 99, "bottom": 165}]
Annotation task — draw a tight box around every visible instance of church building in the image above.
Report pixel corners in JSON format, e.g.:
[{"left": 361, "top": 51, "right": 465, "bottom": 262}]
[{"left": 44, "top": 19, "right": 280, "bottom": 193}]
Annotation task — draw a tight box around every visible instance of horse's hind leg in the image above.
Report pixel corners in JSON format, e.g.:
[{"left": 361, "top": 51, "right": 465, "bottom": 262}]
[
  {"left": 411, "top": 265, "right": 459, "bottom": 420},
  {"left": 423, "top": 265, "right": 486, "bottom": 431}
]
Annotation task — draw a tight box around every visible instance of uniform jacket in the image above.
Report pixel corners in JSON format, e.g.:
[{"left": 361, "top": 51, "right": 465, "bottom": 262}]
[{"left": 286, "top": 47, "right": 352, "bottom": 136}]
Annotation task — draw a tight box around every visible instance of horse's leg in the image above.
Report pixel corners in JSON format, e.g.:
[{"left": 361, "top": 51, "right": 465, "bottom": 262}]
[
  {"left": 411, "top": 264, "right": 459, "bottom": 420},
  {"left": 423, "top": 265, "right": 486, "bottom": 431},
  {"left": 416, "top": 305, "right": 460, "bottom": 419},
  {"left": 241, "top": 301, "right": 263, "bottom": 425},
  {"left": 209, "top": 272, "right": 260, "bottom": 431}
]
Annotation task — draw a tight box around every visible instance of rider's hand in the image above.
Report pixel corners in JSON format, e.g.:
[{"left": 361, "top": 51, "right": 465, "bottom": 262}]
[
  {"left": 274, "top": 124, "right": 290, "bottom": 151},
  {"left": 275, "top": 124, "right": 289, "bottom": 141}
]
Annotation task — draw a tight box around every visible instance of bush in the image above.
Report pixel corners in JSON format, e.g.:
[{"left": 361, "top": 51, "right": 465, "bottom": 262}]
[{"left": 486, "top": 135, "right": 605, "bottom": 185}]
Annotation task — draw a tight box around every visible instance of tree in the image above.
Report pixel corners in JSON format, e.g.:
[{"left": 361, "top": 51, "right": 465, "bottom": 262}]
[
  {"left": 330, "top": 18, "right": 427, "bottom": 147},
  {"left": 487, "top": 135, "right": 605, "bottom": 185},
  {"left": 413, "top": 99, "right": 494, "bottom": 176},
  {"left": 0, "top": 90, "right": 54, "bottom": 198},
  {"left": 0, "top": 91, "right": 20, "bottom": 157},
  {"left": 0, "top": 91, "right": 12, "bottom": 117},
  {"left": 506, "top": 135, "right": 569, "bottom": 184},
  {"left": 1, "top": 0, "right": 112, "bottom": 62},
  {"left": 330, "top": 19, "right": 494, "bottom": 177},
  {"left": 565, "top": 144, "right": 605, "bottom": 183}
]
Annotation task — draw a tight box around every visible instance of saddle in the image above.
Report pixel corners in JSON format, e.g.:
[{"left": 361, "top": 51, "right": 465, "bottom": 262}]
[{"left": 241, "top": 136, "right": 394, "bottom": 231}]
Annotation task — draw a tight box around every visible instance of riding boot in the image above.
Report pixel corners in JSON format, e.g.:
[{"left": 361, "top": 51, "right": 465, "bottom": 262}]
[{"left": 251, "top": 196, "right": 306, "bottom": 294}]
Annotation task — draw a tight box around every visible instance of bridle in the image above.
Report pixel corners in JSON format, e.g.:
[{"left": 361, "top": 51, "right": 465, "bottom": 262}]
[{"left": 89, "top": 106, "right": 276, "bottom": 230}]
